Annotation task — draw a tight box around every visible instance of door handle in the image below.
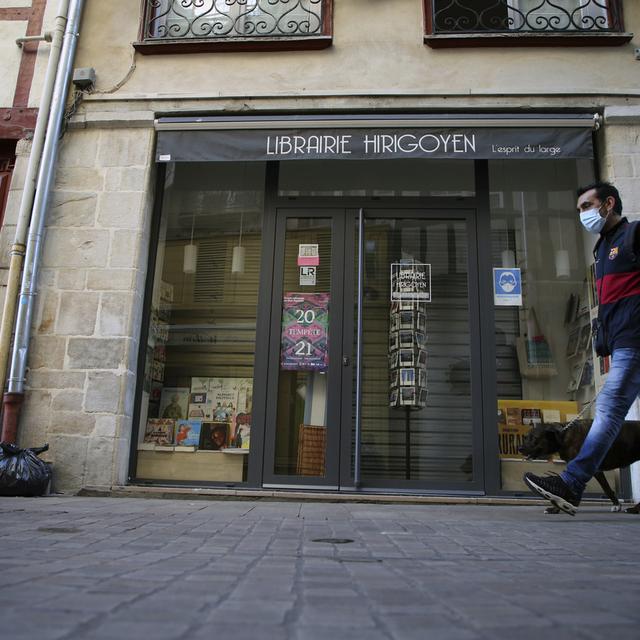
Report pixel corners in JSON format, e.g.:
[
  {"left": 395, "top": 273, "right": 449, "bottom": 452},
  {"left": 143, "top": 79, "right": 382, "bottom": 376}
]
[{"left": 342, "top": 356, "right": 351, "bottom": 367}]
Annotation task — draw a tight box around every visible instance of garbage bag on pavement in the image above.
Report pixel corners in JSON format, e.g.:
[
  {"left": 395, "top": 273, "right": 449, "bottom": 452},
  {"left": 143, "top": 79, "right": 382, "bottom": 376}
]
[{"left": 0, "top": 442, "right": 51, "bottom": 496}]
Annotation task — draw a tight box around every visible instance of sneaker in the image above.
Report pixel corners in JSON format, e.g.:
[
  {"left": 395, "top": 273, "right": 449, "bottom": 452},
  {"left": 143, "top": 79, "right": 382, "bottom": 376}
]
[{"left": 523, "top": 472, "right": 580, "bottom": 516}]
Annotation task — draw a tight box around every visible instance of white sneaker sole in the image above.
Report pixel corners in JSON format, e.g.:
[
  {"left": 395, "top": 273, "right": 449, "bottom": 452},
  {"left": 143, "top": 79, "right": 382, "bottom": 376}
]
[{"left": 524, "top": 476, "right": 578, "bottom": 517}]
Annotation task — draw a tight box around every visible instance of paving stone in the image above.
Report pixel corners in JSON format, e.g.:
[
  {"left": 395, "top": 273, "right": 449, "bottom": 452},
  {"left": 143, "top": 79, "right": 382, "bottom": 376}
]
[
  {"left": 1, "top": 497, "right": 640, "bottom": 638},
  {"left": 77, "top": 620, "right": 192, "bottom": 640},
  {"left": 481, "top": 629, "right": 589, "bottom": 640},
  {"left": 291, "top": 627, "right": 391, "bottom": 640}
]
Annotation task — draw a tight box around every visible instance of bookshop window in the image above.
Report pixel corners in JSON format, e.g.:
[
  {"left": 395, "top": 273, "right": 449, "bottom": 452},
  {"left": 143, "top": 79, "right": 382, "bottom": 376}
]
[
  {"left": 487, "top": 159, "right": 618, "bottom": 494},
  {"left": 136, "top": 161, "right": 265, "bottom": 483}
]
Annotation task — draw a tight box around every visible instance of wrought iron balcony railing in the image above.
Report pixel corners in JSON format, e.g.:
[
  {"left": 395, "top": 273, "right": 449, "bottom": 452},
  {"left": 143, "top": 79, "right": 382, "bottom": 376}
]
[
  {"left": 141, "top": 0, "right": 326, "bottom": 41},
  {"left": 428, "top": 0, "right": 624, "bottom": 34}
]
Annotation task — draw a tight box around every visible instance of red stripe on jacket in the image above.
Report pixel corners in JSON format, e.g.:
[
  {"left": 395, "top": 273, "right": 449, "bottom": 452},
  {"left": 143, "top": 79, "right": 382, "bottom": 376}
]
[{"left": 598, "top": 271, "right": 640, "bottom": 305}]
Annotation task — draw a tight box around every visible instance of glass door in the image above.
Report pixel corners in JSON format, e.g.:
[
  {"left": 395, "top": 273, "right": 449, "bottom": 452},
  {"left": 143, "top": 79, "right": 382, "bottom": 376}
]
[
  {"left": 344, "top": 210, "right": 484, "bottom": 491},
  {"left": 262, "top": 209, "right": 349, "bottom": 488},
  {"left": 263, "top": 207, "right": 483, "bottom": 492}
]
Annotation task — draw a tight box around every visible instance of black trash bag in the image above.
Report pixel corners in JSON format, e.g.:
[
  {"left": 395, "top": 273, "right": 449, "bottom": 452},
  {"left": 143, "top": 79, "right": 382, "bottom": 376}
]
[{"left": 0, "top": 442, "right": 51, "bottom": 497}]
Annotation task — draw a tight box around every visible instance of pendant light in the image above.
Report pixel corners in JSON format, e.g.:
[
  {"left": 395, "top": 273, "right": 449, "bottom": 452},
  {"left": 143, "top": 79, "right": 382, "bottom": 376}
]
[
  {"left": 555, "top": 249, "right": 570, "bottom": 279},
  {"left": 183, "top": 213, "right": 198, "bottom": 274},
  {"left": 555, "top": 219, "right": 570, "bottom": 279},
  {"left": 501, "top": 226, "right": 515, "bottom": 268},
  {"left": 232, "top": 211, "right": 245, "bottom": 274},
  {"left": 501, "top": 248, "right": 516, "bottom": 269}
]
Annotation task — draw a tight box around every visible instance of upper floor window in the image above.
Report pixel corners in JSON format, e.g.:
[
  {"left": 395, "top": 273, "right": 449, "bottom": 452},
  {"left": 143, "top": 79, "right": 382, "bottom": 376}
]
[
  {"left": 135, "top": 0, "right": 332, "bottom": 54},
  {"left": 424, "top": 0, "right": 632, "bottom": 47}
]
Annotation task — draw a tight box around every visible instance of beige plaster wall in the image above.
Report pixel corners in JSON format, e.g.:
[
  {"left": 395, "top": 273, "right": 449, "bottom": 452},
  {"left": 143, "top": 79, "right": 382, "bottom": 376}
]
[
  {"left": 0, "top": 1, "right": 34, "bottom": 7},
  {"left": 0, "top": 21, "right": 28, "bottom": 108},
  {"left": 75, "top": 0, "right": 640, "bottom": 102}
]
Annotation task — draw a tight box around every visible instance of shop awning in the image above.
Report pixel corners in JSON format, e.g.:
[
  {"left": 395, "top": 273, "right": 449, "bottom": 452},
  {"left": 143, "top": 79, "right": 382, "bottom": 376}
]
[{"left": 154, "top": 113, "right": 599, "bottom": 162}]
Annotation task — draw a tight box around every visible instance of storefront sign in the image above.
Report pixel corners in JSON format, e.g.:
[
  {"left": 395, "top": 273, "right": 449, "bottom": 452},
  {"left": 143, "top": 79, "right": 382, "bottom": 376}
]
[
  {"left": 493, "top": 268, "right": 522, "bottom": 306},
  {"left": 281, "top": 293, "right": 329, "bottom": 371},
  {"left": 391, "top": 263, "right": 432, "bottom": 302},
  {"left": 157, "top": 127, "right": 593, "bottom": 162}
]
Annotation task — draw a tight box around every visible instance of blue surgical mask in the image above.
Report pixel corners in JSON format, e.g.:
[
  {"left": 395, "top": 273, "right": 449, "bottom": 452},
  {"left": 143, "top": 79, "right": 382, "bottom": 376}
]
[{"left": 580, "top": 205, "right": 607, "bottom": 234}]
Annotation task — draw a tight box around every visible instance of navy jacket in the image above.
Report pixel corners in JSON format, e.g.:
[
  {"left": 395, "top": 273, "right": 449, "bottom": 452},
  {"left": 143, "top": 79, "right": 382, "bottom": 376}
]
[{"left": 593, "top": 217, "right": 640, "bottom": 356}]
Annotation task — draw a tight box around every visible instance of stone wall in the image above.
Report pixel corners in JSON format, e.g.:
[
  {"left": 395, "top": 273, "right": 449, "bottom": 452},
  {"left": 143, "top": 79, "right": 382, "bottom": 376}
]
[
  {"left": 13, "top": 126, "right": 155, "bottom": 492},
  {"left": 600, "top": 107, "right": 640, "bottom": 503},
  {"left": 601, "top": 107, "right": 640, "bottom": 221}
]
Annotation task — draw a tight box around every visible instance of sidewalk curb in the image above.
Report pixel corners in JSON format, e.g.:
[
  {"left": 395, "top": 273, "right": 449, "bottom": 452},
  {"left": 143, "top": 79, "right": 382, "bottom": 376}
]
[{"left": 77, "top": 484, "right": 615, "bottom": 507}]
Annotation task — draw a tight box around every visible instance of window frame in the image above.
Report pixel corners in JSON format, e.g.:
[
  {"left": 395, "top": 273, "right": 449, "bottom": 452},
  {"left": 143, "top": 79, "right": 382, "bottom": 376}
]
[
  {"left": 134, "top": 0, "right": 333, "bottom": 54},
  {"left": 423, "top": 0, "right": 632, "bottom": 48}
]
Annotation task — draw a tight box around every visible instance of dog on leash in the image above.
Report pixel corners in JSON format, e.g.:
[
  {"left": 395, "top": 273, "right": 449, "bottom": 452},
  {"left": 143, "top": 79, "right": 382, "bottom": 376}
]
[{"left": 518, "top": 420, "right": 640, "bottom": 514}]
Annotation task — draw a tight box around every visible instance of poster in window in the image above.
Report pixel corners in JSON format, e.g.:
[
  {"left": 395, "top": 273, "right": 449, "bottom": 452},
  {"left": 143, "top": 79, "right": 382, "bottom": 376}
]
[
  {"left": 189, "top": 377, "right": 253, "bottom": 449},
  {"left": 159, "top": 387, "right": 190, "bottom": 420},
  {"left": 143, "top": 418, "right": 175, "bottom": 446},
  {"left": 391, "top": 263, "right": 432, "bottom": 302},
  {"left": 175, "top": 419, "right": 202, "bottom": 448},
  {"left": 280, "top": 293, "right": 330, "bottom": 371}
]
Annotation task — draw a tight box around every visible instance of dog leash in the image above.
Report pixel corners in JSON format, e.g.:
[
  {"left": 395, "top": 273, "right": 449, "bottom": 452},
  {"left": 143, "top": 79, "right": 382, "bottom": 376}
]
[{"left": 561, "top": 389, "right": 601, "bottom": 432}]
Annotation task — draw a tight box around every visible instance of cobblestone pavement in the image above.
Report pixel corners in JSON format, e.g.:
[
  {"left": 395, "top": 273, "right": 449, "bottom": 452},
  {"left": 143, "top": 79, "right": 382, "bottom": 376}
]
[{"left": 1, "top": 496, "right": 639, "bottom": 639}]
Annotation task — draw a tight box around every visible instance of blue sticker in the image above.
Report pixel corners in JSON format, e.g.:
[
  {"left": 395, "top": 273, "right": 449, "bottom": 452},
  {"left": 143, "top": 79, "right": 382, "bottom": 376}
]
[{"left": 493, "top": 268, "right": 522, "bottom": 306}]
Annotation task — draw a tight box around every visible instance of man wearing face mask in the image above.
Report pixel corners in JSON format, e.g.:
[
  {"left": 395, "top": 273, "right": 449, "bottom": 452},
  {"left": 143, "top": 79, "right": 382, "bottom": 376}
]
[{"left": 524, "top": 181, "right": 640, "bottom": 515}]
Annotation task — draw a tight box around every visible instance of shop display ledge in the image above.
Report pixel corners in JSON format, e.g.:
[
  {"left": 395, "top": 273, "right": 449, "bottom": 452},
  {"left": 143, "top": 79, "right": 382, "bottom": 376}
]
[{"left": 136, "top": 449, "right": 244, "bottom": 482}]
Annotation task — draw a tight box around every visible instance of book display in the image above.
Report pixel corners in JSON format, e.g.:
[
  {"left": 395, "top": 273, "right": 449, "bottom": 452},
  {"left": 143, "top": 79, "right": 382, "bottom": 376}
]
[
  {"left": 143, "top": 419, "right": 175, "bottom": 446},
  {"left": 199, "top": 422, "right": 230, "bottom": 451},
  {"left": 388, "top": 300, "right": 428, "bottom": 409},
  {"left": 142, "top": 377, "right": 252, "bottom": 453},
  {"left": 159, "top": 387, "right": 189, "bottom": 420},
  {"left": 515, "top": 306, "right": 557, "bottom": 379},
  {"left": 144, "top": 282, "right": 172, "bottom": 420},
  {"left": 137, "top": 376, "right": 253, "bottom": 482},
  {"left": 586, "top": 262, "right": 611, "bottom": 388},
  {"left": 175, "top": 420, "right": 202, "bottom": 447},
  {"left": 564, "top": 269, "right": 598, "bottom": 399}
]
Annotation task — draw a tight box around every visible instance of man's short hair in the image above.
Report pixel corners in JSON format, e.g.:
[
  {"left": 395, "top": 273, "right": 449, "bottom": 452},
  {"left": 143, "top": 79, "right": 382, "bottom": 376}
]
[{"left": 577, "top": 181, "right": 623, "bottom": 214}]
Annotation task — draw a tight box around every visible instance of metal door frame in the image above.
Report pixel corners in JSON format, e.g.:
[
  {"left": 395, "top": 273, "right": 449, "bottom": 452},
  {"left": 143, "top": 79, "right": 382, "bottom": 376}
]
[
  {"left": 338, "top": 207, "right": 485, "bottom": 493},
  {"left": 261, "top": 207, "right": 350, "bottom": 489},
  {"left": 259, "top": 198, "right": 490, "bottom": 493}
]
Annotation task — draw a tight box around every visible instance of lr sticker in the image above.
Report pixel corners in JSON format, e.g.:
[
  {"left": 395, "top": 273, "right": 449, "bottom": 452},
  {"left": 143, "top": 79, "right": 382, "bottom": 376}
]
[{"left": 300, "top": 266, "right": 316, "bottom": 286}]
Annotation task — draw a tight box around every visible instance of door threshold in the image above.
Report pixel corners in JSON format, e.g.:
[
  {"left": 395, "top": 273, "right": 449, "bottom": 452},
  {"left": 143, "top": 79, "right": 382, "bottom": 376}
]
[
  {"left": 81, "top": 484, "right": 561, "bottom": 507},
  {"left": 262, "top": 483, "right": 339, "bottom": 491}
]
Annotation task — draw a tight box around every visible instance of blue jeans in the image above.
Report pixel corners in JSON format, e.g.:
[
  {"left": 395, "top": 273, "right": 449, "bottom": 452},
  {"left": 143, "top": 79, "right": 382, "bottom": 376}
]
[{"left": 561, "top": 347, "right": 640, "bottom": 498}]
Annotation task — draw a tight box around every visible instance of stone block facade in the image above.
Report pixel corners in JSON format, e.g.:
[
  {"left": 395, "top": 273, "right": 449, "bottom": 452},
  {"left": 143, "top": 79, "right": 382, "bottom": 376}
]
[
  {"left": 602, "top": 107, "right": 640, "bottom": 221},
  {"left": 2, "top": 126, "right": 156, "bottom": 493}
]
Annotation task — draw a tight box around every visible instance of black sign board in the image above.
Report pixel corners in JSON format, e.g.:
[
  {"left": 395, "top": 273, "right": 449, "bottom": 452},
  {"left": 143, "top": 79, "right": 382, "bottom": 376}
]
[{"left": 157, "top": 127, "right": 593, "bottom": 163}]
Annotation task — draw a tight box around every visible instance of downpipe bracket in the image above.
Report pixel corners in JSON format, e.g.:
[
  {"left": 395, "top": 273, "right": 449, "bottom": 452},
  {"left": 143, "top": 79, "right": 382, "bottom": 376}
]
[{"left": 16, "top": 32, "right": 53, "bottom": 47}]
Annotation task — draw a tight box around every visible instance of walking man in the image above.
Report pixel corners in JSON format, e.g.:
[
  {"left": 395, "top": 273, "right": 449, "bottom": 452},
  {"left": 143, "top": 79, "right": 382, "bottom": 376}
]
[{"left": 524, "top": 181, "right": 640, "bottom": 515}]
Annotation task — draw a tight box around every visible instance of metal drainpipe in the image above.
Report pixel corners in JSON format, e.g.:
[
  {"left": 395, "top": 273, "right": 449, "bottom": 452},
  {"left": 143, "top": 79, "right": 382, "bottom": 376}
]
[
  {"left": 1, "top": 0, "right": 85, "bottom": 443},
  {"left": 0, "top": 0, "right": 70, "bottom": 414}
]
